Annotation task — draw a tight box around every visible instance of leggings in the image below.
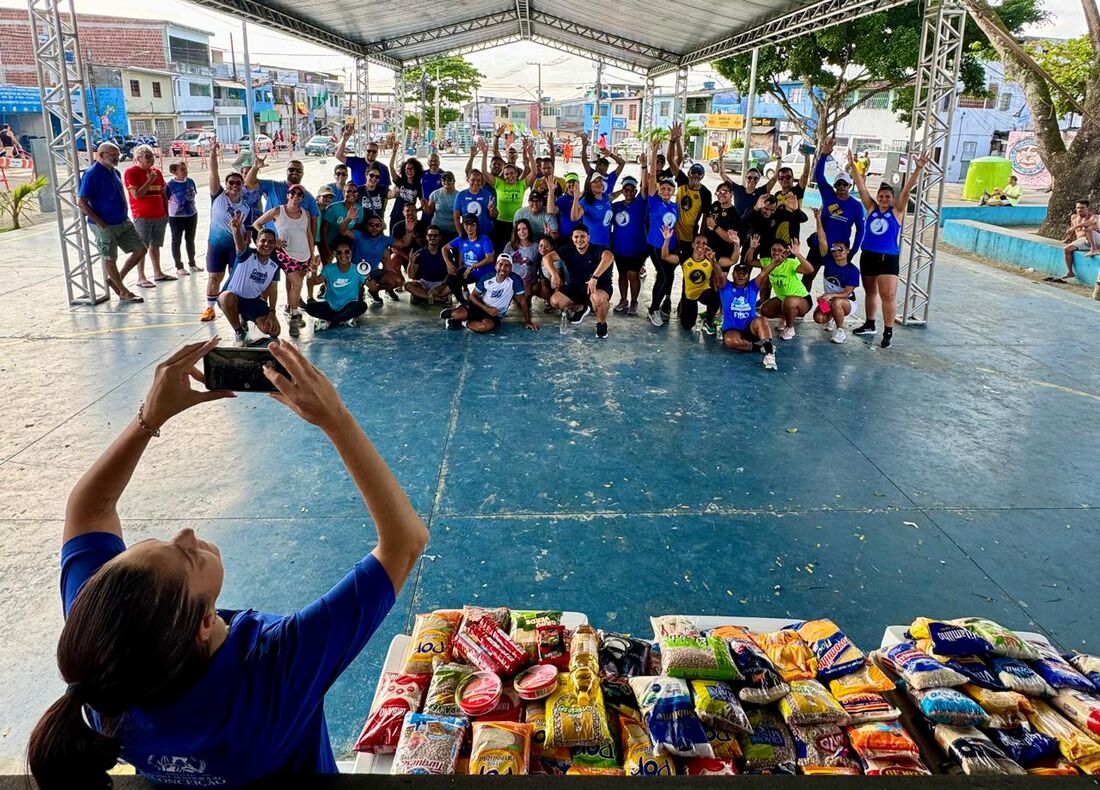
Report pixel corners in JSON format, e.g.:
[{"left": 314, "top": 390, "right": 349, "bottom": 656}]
[
  {"left": 446, "top": 268, "right": 481, "bottom": 303},
  {"left": 648, "top": 245, "right": 678, "bottom": 313},
  {"left": 679, "top": 289, "right": 720, "bottom": 329},
  {"left": 302, "top": 300, "right": 367, "bottom": 323},
  {"left": 169, "top": 214, "right": 198, "bottom": 268}
]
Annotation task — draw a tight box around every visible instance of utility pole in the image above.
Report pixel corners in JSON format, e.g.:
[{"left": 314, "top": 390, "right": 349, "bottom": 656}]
[
  {"left": 434, "top": 64, "right": 441, "bottom": 146},
  {"left": 473, "top": 87, "right": 480, "bottom": 137},
  {"left": 741, "top": 47, "right": 759, "bottom": 177},
  {"left": 229, "top": 34, "right": 237, "bottom": 82},
  {"left": 242, "top": 21, "right": 255, "bottom": 144},
  {"left": 526, "top": 61, "right": 542, "bottom": 132},
  {"left": 592, "top": 60, "right": 603, "bottom": 154},
  {"left": 418, "top": 72, "right": 427, "bottom": 146}
]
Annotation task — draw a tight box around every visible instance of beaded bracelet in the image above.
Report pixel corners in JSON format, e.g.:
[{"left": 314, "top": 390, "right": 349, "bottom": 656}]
[{"left": 137, "top": 403, "right": 161, "bottom": 438}]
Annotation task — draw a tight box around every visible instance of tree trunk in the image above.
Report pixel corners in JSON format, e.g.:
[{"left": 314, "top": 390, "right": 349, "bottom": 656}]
[{"left": 1040, "top": 120, "right": 1100, "bottom": 237}]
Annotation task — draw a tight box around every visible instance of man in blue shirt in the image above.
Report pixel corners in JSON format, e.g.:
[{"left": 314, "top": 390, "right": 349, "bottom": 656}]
[
  {"left": 244, "top": 157, "right": 320, "bottom": 220},
  {"left": 77, "top": 142, "right": 147, "bottom": 302},
  {"left": 335, "top": 124, "right": 391, "bottom": 189},
  {"left": 803, "top": 137, "right": 865, "bottom": 290},
  {"left": 443, "top": 213, "right": 495, "bottom": 303}
]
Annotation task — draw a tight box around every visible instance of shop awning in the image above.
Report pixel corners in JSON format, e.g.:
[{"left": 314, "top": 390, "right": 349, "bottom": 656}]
[
  {"left": 259, "top": 110, "right": 281, "bottom": 122},
  {"left": 214, "top": 79, "right": 245, "bottom": 89}
]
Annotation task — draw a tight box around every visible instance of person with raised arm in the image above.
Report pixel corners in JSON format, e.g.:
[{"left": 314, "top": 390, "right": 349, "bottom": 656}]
[
  {"left": 719, "top": 238, "right": 782, "bottom": 370},
  {"left": 641, "top": 137, "right": 680, "bottom": 327},
  {"left": 802, "top": 136, "right": 865, "bottom": 291},
  {"left": 580, "top": 131, "right": 627, "bottom": 193},
  {"left": 716, "top": 141, "right": 775, "bottom": 217},
  {"left": 28, "top": 338, "right": 428, "bottom": 789},
  {"left": 199, "top": 143, "right": 251, "bottom": 322}
]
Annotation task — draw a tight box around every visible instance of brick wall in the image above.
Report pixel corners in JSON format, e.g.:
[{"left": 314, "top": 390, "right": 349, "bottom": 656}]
[{"left": 0, "top": 9, "right": 167, "bottom": 87}]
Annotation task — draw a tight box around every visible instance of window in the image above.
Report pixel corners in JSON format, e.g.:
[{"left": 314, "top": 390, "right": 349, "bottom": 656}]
[
  {"left": 863, "top": 92, "right": 892, "bottom": 110},
  {"left": 152, "top": 81, "right": 162, "bottom": 98},
  {"left": 890, "top": 139, "right": 909, "bottom": 151},
  {"left": 168, "top": 35, "right": 211, "bottom": 68},
  {"left": 129, "top": 79, "right": 141, "bottom": 97},
  {"left": 131, "top": 119, "right": 149, "bottom": 134},
  {"left": 659, "top": 100, "right": 671, "bottom": 117},
  {"left": 999, "top": 91, "right": 1012, "bottom": 111},
  {"left": 789, "top": 87, "right": 805, "bottom": 104},
  {"left": 686, "top": 96, "right": 710, "bottom": 113},
  {"left": 961, "top": 140, "right": 977, "bottom": 160},
  {"left": 188, "top": 82, "right": 211, "bottom": 97},
  {"left": 628, "top": 103, "right": 637, "bottom": 121},
  {"left": 614, "top": 103, "right": 624, "bottom": 116}
]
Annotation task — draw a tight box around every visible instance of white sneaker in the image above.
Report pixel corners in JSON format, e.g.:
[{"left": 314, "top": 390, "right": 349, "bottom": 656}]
[
  {"left": 780, "top": 326, "right": 796, "bottom": 341},
  {"left": 648, "top": 309, "right": 665, "bottom": 327},
  {"left": 831, "top": 327, "right": 847, "bottom": 344},
  {"left": 314, "top": 319, "right": 330, "bottom": 332},
  {"left": 825, "top": 318, "right": 836, "bottom": 332},
  {"left": 342, "top": 318, "right": 357, "bottom": 328},
  {"left": 776, "top": 316, "right": 788, "bottom": 331},
  {"left": 763, "top": 352, "right": 778, "bottom": 370}
]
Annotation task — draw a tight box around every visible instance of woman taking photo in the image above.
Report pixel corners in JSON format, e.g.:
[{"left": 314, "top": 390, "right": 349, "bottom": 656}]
[{"left": 28, "top": 338, "right": 429, "bottom": 788}]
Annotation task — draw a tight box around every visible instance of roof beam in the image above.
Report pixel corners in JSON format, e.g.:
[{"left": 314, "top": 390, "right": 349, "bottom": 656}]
[
  {"left": 650, "top": 0, "right": 913, "bottom": 75},
  {"left": 528, "top": 34, "right": 651, "bottom": 73},
  {"left": 362, "top": 10, "right": 519, "bottom": 55},
  {"left": 401, "top": 34, "right": 526, "bottom": 68},
  {"left": 530, "top": 12, "right": 680, "bottom": 65},
  {"left": 515, "top": 0, "right": 532, "bottom": 38},
  {"left": 186, "top": 0, "right": 399, "bottom": 68}
]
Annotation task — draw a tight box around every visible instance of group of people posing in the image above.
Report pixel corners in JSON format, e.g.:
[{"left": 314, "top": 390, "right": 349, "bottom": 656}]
[{"left": 77, "top": 122, "right": 929, "bottom": 369}]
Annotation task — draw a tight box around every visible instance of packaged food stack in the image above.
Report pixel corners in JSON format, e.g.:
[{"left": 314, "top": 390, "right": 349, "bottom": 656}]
[{"left": 868, "top": 616, "right": 1100, "bottom": 777}]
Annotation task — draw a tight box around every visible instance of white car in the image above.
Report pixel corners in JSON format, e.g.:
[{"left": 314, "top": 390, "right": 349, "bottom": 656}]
[{"left": 237, "top": 134, "right": 274, "bottom": 153}]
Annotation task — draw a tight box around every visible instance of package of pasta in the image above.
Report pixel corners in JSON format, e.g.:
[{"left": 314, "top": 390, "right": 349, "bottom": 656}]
[
  {"left": 789, "top": 723, "right": 860, "bottom": 774},
  {"left": 861, "top": 755, "right": 931, "bottom": 776},
  {"left": 1027, "top": 756, "right": 1082, "bottom": 775},
  {"left": 705, "top": 726, "right": 744, "bottom": 762},
  {"left": 933, "top": 724, "right": 1026, "bottom": 776},
  {"left": 907, "top": 686, "right": 989, "bottom": 727},
  {"left": 1028, "top": 640, "right": 1096, "bottom": 693},
  {"left": 390, "top": 712, "right": 467, "bottom": 775},
  {"left": 678, "top": 757, "right": 737, "bottom": 775},
  {"left": 907, "top": 617, "right": 994, "bottom": 656},
  {"left": 468, "top": 721, "right": 532, "bottom": 775},
  {"left": 1067, "top": 652, "right": 1100, "bottom": 692},
  {"left": 628, "top": 675, "right": 714, "bottom": 758},
  {"left": 401, "top": 611, "right": 462, "bottom": 675},
  {"left": 779, "top": 679, "right": 851, "bottom": 727},
  {"left": 660, "top": 634, "right": 739, "bottom": 681},
  {"left": 987, "top": 727, "right": 1060, "bottom": 766},
  {"left": 709, "top": 625, "right": 789, "bottom": 704},
  {"left": 1050, "top": 689, "right": 1100, "bottom": 741},
  {"left": 354, "top": 673, "right": 430, "bottom": 754},
  {"left": 422, "top": 662, "right": 475, "bottom": 717},
  {"left": 949, "top": 617, "right": 1039, "bottom": 660},
  {"left": 598, "top": 631, "right": 651, "bottom": 678},
  {"left": 796, "top": 619, "right": 865, "bottom": 681},
  {"left": 650, "top": 615, "right": 700, "bottom": 639},
  {"left": 828, "top": 662, "right": 895, "bottom": 699},
  {"left": 846, "top": 721, "right": 921, "bottom": 760},
  {"left": 838, "top": 692, "right": 901, "bottom": 724},
  {"left": 565, "top": 766, "right": 624, "bottom": 775},
  {"left": 620, "top": 713, "right": 676, "bottom": 776},
  {"left": 751, "top": 630, "right": 817, "bottom": 682},
  {"left": 878, "top": 642, "right": 967, "bottom": 689},
  {"left": 544, "top": 674, "right": 613, "bottom": 749},
  {"left": 690, "top": 679, "right": 752, "bottom": 733},
  {"left": 600, "top": 674, "right": 639, "bottom": 718},
  {"left": 1027, "top": 700, "right": 1100, "bottom": 772},
  {"left": 509, "top": 611, "right": 562, "bottom": 659},
  {"left": 991, "top": 657, "right": 1055, "bottom": 697},
  {"left": 737, "top": 707, "right": 796, "bottom": 775}
]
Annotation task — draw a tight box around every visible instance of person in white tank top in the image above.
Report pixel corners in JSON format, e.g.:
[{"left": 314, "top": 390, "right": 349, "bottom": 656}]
[{"left": 253, "top": 186, "right": 316, "bottom": 337}]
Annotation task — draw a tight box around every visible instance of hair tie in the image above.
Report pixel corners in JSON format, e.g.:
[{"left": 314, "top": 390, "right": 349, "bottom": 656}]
[{"left": 65, "top": 682, "right": 84, "bottom": 700}]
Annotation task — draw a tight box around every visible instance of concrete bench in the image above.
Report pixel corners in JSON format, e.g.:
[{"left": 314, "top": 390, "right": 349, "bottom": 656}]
[
  {"left": 938, "top": 204, "right": 1048, "bottom": 227},
  {"left": 942, "top": 218, "right": 1099, "bottom": 286}
]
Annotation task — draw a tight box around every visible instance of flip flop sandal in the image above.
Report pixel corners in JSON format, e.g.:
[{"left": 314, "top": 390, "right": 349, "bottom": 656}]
[
  {"left": 1042, "top": 276, "right": 1056, "bottom": 282},
  {"left": 154, "top": 274, "right": 178, "bottom": 282},
  {"left": 119, "top": 292, "right": 144, "bottom": 303},
  {"left": 137, "top": 280, "right": 157, "bottom": 288}
]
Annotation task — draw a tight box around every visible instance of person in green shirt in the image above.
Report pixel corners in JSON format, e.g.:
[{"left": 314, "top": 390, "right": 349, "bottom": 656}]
[
  {"left": 484, "top": 136, "right": 537, "bottom": 251},
  {"left": 753, "top": 236, "right": 815, "bottom": 341}
]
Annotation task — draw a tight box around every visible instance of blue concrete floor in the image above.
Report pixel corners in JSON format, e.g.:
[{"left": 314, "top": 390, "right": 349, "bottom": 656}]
[{"left": 2, "top": 213, "right": 1099, "bottom": 768}]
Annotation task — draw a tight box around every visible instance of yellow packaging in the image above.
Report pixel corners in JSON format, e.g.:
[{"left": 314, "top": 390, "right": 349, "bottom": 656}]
[
  {"left": 961, "top": 684, "right": 1030, "bottom": 715},
  {"left": 544, "top": 673, "right": 613, "bottom": 749},
  {"left": 402, "top": 611, "right": 461, "bottom": 675},
  {"left": 1027, "top": 700, "right": 1100, "bottom": 768},
  {"left": 829, "top": 662, "right": 895, "bottom": 699},
  {"left": 751, "top": 630, "right": 817, "bottom": 682},
  {"left": 621, "top": 714, "right": 676, "bottom": 776},
  {"left": 705, "top": 726, "right": 744, "bottom": 761},
  {"left": 469, "top": 721, "right": 532, "bottom": 775},
  {"left": 566, "top": 766, "right": 625, "bottom": 775}
]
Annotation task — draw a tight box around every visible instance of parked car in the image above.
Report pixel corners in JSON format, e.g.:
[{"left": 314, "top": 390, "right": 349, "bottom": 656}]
[
  {"left": 237, "top": 134, "right": 274, "bottom": 154},
  {"left": 169, "top": 130, "right": 216, "bottom": 157},
  {"left": 614, "top": 136, "right": 647, "bottom": 163},
  {"left": 304, "top": 134, "right": 336, "bottom": 156},
  {"left": 709, "top": 147, "right": 771, "bottom": 175},
  {"left": 763, "top": 151, "right": 810, "bottom": 180}
]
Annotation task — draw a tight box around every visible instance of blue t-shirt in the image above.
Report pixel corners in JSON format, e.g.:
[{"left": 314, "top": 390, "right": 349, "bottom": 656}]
[
  {"left": 413, "top": 247, "right": 448, "bottom": 282},
  {"left": 421, "top": 171, "right": 444, "bottom": 204},
  {"left": 60, "top": 531, "right": 395, "bottom": 787},
  {"left": 78, "top": 162, "right": 129, "bottom": 225},
  {"left": 448, "top": 234, "right": 495, "bottom": 275},
  {"left": 611, "top": 197, "right": 648, "bottom": 257},
  {"left": 354, "top": 232, "right": 393, "bottom": 269},
  {"left": 165, "top": 178, "right": 197, "bottom": 217},
  {"left": 322, "top": 202, "right": 364, "bottom": 245},
  {"left": 321, "top": 262, "right": 368, "bottom": 309},
  {"left": 822, "top": 258, "right": 861, "bottom": 297},
  {"left": 208, "top": 190, "right": 250, "bottom": 249},
  {"left": 579, "top": 196, "right": 614, "bottom": 247},
  {"left": 455, "top": 189, "right": 494, "bottom": 236},
  {"left": 257, "top": 179, "right": 320, "bottom": 218},
  {"left": 604, "top": 171, "right": 618, "bottom": 194},
  {"left": 556, "top": 194, "right": 577, "bottom": 239},
  {"left": 346, "top": 157, "right": 390, "bottom": 190},
  {"left": 720, "top": 279, "right": 760, "bottom": 332},
  {"left": 646, "top": 194, "right": 679, "bottom": 249},
  {"left": 861, "top": 207, "right": 903, "bottom": 256},
  {"left": 814, "top": 156, "right": 866, "bottom": 253}
]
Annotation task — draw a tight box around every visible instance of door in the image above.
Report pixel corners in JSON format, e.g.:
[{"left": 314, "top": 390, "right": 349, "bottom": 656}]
[{"left": 958, "top": 140, "right": 977, "bottom": 179}]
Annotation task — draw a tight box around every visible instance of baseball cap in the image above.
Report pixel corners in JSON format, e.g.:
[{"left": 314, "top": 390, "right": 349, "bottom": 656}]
[
  {"left": 589, "top": 172, "right": 606, "bottom": 183},
  {"left": 462, "top": 212, "right": 478, "bottom": 224},
  {"left": 658, "top": 177, "right": 677, "bottom": 187},
  {"left": 317, "top": 185, "right": 335, "bottom": 198},
  {"left": 528, "top": 190, "right": 546, "bottom": 201},
  {"left": 733, "top": 262, "right": 752, "bottom": 273},
  {"left": 834, "top": 172, "right": 853, "bottom": 185},
  {"left": 689, "top": 163, "right": 706, "bottom": 175},
  {"left": 496, "top": 253, "right": 513, "bottom": 264},
  {"left": 563, "top": 172, "right": 580, "bottom": 184},
  {"left": 620, "top": 175, "right": 639, "bottom": 188}
]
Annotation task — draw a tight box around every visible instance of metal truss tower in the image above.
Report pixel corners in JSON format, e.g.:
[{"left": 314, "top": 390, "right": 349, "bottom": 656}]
[
  {"left": 28, "top": 0, "right": 105, "bottom": 306},
  {"left": 355, "top": 57, "right": 370, "bottom": 137},
  {"left": 899, "top": 0, "right": 966, "bottom": 325}
]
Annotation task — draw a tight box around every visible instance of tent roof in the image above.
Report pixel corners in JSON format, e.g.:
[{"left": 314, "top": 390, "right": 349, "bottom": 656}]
[{"left": 188, "top": 0, "right": 914, "bottom": 75}]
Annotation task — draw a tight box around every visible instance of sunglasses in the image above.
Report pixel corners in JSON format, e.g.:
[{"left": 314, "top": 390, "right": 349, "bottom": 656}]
[
  {"left": 226, "top": 180, "right": 243, "bottom": 187},
  {"left": 367, "top": 174, "right": 380, "bottom": 179},
  {"left": 336, "top": 249, "right": 352, "bottom": 255},
  {"left": 830, "top": 246, "right": 848, "bottom": 253}
]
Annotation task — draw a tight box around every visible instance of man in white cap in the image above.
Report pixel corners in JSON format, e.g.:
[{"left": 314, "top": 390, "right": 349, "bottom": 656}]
[
  {"left": 440, "top": 253, "right": 538, "bottom": 333},
  {"left": 802, "top": 137, "right": 865, "bottom": 291}
]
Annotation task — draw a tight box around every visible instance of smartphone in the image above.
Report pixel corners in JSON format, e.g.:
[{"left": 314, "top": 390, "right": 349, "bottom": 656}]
[{"left": 203, "top": 347, "right": 290, "bottom": 393}]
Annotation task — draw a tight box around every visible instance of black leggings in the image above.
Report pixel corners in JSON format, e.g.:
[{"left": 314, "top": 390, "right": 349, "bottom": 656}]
[
  {"left": 168, "top": 214, "right": 198, "bottom": 268},
  {"left": 302, "top": 300, "right": 367, "bottom": 323},
  {"left": 679, "top": 289, "right": 720, "bottom": 329},
  {"left": 447, "top": 269, "right": 481, "bottom": 303},
  {"left": 648, "top": 245, "right": 678, "bottom": 313}
]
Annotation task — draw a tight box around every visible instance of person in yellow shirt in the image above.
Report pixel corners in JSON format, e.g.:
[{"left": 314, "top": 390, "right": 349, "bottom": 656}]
[
  {"left": 673, "top": 163, "right": 713, "bottom": 259},
  {"left": 659, "top": 225, "right": 722, "bottom": 334}
]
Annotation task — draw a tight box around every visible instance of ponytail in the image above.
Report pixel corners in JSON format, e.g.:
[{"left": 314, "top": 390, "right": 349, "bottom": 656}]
[
  {"left": 27, "top": 561, "right": 211, "bottom": 789},
  {"left": 28, "top": 691, "right": 119, "bottom": 790}
]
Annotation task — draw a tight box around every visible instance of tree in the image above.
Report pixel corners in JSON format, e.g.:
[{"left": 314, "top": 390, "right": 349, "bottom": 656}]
[
  {"left": 399, "top": 56, "right": 484, "bottom": 122},
  {"left": 404, "top": 108, "right": 461, "bottom": 130},
  {"left": 962, "top": 0, "right": 1100, "bottom": 238},
  {"left": 1031, "top": 35, "right": 1091, "bottom": 117},
  {"left": 712, "top": 0, "right": 1044, "bottom": 150}
]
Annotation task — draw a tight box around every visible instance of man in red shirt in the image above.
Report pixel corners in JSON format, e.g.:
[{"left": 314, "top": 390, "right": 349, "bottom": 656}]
[{"left": 123, "top": 144, "right": 175, "bottom": 287}]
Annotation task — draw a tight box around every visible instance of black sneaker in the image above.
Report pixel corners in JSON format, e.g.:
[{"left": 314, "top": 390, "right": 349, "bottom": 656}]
[
  {"left": 595, "top": 321, "right": 608, "bottom": 339},
  {"left": 570, "top": 305, "right": 591, "bottom": 324},
  {"left": 880, "top": 329, "right": 893, "bottom": 349},
  {"left": 410, "top": 295, "right": 428, "bottom": 306},
  {"left": 446, "top": 319, "right": 464, "bottom": 330},
  {"left": 439, "top": 307, "right": 454, "bottom": 320},
  {"left": 699, "top": 320, "right": 715, "bottom": 336},
  {"left": 386, "top": 289, "right": 400, "bottom": 302},
  {"left": 852, "top": 321, "right": 877, "bottom": 336},
  {"left": 369, "top": 290, "right": 384, "bottom": 304}
]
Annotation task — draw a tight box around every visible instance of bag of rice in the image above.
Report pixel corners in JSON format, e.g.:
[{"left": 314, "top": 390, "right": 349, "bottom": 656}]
[
  {"left": 779, "top": 679, "right": 851, "bottom": 726},
  {"left": 691, "top": 679, "right": 752, "bottom": 733},
  {"left": 907, "top": 617, "right": 994, "bottom": 656},
  {"left": 828, "top": 662, "right": 895, "bottom": 699},
  {"left": 987, "top": 727, "right": 1060, "bottom": 766},
  {"left": 737, "top": 707, "right": 796, "bottom": 775},
  {"left": 751, "top": 630, "right": 817, "bottom": 682},
  {"left": 660, "top": 634, "right": 740, "bottom": 681},
  {"left": 391, "top": 712, "right": 467, "bottom": 775},
  {"left": 949, "top": 617, "right": 1039, "bottom": 660},
  {"left": 1028, "top": 640, "right": 1096, "bottom": 693},
  {"left": 796, "top": 619, "right": 865, "bottom": 681},
  {"left": 354, "top": 673, "right": 429, "bottom": 754},
  {"left": 1050, "top": 689, "right": 1100, "bottom": 741},
  {"left": 620, "top": 713, "right": 676, "bottom": 776},
  {"left": 708, "top": 625, "right": 789, "bottom": 704},
  {"left": 789, "top": 723, "right": 860, "bottom": 774},
  {"left": 907, "top": 686, "right": 989, "bottom": 727},
  {"left": 628, "top": 675, "right": 714, "bottom": 758},
  {"left": 878, "top": 642, "right": 967, "bottom": 689},
  {"left": 469, "top": 721, "right": 532, "bottom": 775},
  {"left": 991, "top": 657, "right": 1055, "bottom": 698},
  {"left": 1067, "top": 652, "right": 1100, "bottom": 693},
  {"left": 933, "top": 724, "right": 1025, "bottom": 776},
  {"left": 838, "top": 692, "right": 901, "bottom": 724},
  {"left": 961, "top": 684, "right": 1030, "bottom": 729}
]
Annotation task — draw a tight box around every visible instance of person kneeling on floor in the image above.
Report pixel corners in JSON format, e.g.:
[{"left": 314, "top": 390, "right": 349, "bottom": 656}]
[
  {"left": 404, "top": 225, "right": 452, "bottom": 305},
  {"left": 440, "top": 253, "right": 538, "bottom": 333},
  {"left": 720, "top": 256, "right": 784, "bottom": 370},
  {"left": 219, "top": 212, "right": 282, "bottom": 345},
  {"left": 809, "top": 209, "right": 860, "bottom": 344},
  {"left": 657, "top": 225, "right": 722, "bottom": 335},
  {"left": 755, "top": 236, "right": 815, "bottom": 341},
  {"left": 542, "top": 224, "right": 615, "bottom": 339},
  {"left": 303, "top": 236, "right": 368, "bottom": 331}
]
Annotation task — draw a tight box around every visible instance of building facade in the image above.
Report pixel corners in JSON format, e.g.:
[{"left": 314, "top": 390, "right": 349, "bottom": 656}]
[{"left": 120, "top": 67, "right": 177, "bottom": 140}]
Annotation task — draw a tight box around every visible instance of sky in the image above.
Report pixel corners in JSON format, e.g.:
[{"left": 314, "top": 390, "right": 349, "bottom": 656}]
[{"left": 1, "top": 0, "right": 1086, "bottom": 100}]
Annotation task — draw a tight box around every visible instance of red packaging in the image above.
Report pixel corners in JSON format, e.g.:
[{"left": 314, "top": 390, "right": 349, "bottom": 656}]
[
  {"left": 537, "top": 624, "right": 570, "bottom": 670},
  {"left": 455, "top": 632, "right": 502, "bottom": 674},
  {"left": 475, "top": 683, "right": 524, "bottom": 722},
  {"left": 680, "top": 758, "right": 738, "bottom": 775},
  {"left": 457, "top": 671, "right": 503, "bottom": 717},
  {"left": 353, "top": 673, "right": 428, "bottom": 754},
  {"left": 468, "top": 617, "right": 528, "bottom": 675}
]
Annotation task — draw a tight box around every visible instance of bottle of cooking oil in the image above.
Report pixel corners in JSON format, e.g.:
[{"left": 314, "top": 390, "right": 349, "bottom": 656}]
[{"left": 568, "top": 624, "right": 600, "bottom": 705}]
